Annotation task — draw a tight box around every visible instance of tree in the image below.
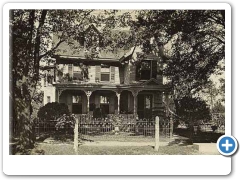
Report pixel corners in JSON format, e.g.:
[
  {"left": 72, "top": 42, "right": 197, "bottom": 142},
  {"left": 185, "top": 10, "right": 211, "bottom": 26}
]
[
  {"left": 10, "top": 9, "right": 97, "bottom": 151},
  {"left": 131, "top": 10, "right": 225, "bottom": 98},
  {"left": 174, "top": 96, "right": 211, "bottom": 125},
  {"left": 212, "top": 101, "right": 225, "bottom": 113}
]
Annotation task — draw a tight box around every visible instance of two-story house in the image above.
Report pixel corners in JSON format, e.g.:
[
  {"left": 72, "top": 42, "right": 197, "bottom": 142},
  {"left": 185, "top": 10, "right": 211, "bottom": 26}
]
[{"left": 41, "top": 24, "right": 172, "bottom": 120}]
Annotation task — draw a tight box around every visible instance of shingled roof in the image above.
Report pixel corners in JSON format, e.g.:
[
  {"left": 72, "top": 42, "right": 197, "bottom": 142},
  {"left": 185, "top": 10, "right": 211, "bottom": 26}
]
[{"left": 52, "top": 24, "right": 131, "bottom": 60}]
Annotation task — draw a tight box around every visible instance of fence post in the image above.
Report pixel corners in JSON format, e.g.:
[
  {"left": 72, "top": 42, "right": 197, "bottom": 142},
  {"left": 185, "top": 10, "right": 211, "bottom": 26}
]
[
  {"left": 73, "top": 116, "right": 79, "bottom": 155},
  {"left": 155, "top": 116, "right": 160, "bottom": 151},
  {"left": 170, "top": 116, "right": 173, "bottom": 139}
]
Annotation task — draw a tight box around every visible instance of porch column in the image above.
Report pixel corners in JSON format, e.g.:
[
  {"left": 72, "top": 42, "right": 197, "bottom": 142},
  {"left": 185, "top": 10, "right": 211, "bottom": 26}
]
[
  {"left": 86, "top": 91, "right": 92, "bottom": 113},
  {"left": 116, "top": 93, "right": 121, "bottom": 114},
  {"left": 132, "top": 90, "right": 139, "bottom": 116}
]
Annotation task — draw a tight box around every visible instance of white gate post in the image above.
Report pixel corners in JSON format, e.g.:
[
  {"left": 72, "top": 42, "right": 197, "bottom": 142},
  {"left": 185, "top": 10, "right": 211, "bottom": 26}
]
[
  {"left": 155, "top": 116, "right": 160, "bottom": 151},
  {"left": 73, "top": 116, "right": 79, "bottom": 154}
]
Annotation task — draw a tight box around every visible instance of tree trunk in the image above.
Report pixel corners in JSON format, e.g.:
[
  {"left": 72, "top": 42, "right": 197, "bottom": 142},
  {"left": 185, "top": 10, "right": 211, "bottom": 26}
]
[{"left": 18, "top": 98, "right": 35, "bottom": 151}]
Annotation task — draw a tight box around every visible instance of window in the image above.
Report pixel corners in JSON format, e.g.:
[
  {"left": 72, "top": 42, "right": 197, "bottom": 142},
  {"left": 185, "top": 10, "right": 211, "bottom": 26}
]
[
  {"left": 47, "top": 96, "right": 51, "bottom": 103},
  {"left": 100, "top": 96, "right": 110, "bottom": 104},
  {"left": 141, "top": 61, "right": 151, "bottom": 80},
  {"left": 95, "top": 65, "right": 115, "bottom": 82},
  {"left": 100, "top": 95, "right": 110, "bottom": 114},
  {"left": 73, "top": 65, "right": 83, "bottom": 81},
  {"left": 100, "top": 67, "right": 110, "bottom": 82},
  {"left": 136, "top": 60, "right": 157, "bottom": 80},
  {"left": 72, "top": 95, "right": 82, "bottom": 114}
]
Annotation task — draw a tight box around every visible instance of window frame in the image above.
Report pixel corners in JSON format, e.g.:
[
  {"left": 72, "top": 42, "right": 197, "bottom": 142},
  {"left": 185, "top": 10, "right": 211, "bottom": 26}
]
[
  {"left": 137, "top": 60, "right": 157, "bottom": 81},
  {"left": 100, "top": 66, "right": 110, "bottom": 82},
  {"left": 47, "top": 96, "right": 51, "bottom": 103}
]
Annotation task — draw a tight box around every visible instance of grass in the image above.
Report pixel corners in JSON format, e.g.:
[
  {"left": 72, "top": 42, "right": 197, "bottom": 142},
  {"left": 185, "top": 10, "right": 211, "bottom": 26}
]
[
  {"left": 80, "top": 132, "right": 170, "bottom": 142},
  {"left": 39, "top": 132, "right": 171, "bottom": 144},
  {"left": 35, "top": 143, "right": 201, "bottom": 155}
]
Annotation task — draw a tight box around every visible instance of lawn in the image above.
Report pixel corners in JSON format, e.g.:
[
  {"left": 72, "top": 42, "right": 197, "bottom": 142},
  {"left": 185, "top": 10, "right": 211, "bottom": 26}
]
[{"left": 34, "top": 143, "right": 201, "bottom": 155}]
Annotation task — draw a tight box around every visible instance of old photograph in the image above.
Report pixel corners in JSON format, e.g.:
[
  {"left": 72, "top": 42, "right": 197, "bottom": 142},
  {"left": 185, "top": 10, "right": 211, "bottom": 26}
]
[{"left": 9, "top": 9, "right": 225, "bottom": 155}]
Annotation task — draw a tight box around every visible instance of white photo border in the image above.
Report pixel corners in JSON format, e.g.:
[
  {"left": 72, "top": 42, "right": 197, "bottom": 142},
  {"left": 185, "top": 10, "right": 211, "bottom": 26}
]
[{"left": 3, "top": 2, "right": 231, "bottom": 175}]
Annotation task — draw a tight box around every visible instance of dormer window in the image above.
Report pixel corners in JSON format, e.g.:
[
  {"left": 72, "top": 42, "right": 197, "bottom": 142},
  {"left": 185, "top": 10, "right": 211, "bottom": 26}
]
[
  {"left": 136, "top": 60, "right": 157, "bottom": 81},
  {"left": 80, "top": 24, "right": 103, "bottom": 47}
]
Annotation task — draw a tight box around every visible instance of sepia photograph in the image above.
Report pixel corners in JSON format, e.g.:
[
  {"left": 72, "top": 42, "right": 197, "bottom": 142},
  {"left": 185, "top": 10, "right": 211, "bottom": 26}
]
[{"left": 9, "top": 8, "right": 225, "bottom": 155}]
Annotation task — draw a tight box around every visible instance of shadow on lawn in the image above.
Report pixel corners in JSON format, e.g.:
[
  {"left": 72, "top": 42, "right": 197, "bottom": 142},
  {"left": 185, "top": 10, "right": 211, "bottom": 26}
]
[{"left": 168, "top": 138, "right": 193, "bottom": 146}]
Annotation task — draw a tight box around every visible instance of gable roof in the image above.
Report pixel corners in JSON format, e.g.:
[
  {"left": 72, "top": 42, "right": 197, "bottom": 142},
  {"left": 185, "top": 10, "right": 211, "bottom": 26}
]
[{"left": 52, "top": 24, "right": 131, "bottom": 60}]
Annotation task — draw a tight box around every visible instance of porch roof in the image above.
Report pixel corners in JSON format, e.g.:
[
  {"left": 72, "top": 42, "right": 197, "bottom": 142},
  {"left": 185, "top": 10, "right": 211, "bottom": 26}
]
[{"left": 54, "top": 82, "right": 172, "bottom": 92}]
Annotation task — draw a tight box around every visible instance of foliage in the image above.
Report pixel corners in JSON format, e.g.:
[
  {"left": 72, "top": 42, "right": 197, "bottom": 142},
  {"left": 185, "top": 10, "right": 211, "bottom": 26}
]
[
  {"left": 55, "top": 114, "right": 76, "bottom": 134},
  {"left": 212, "top": 101, "right": 225, "bottom": 113},
  {"left": 10, "top": 9, "right": 97, "bottom": 149},
  {"left": 211, "top": 125, "right": 218, "bottom": 132},
  {"left": 174, "top": 96, "right": 211, "bottom": 125},
  {"left": 37, "top": 102, "right": 70, "bottom": 121},
  {"left": 131, "top": 10, "right": 225, "bottom": 97},
  {"left": 199, "top": 80, "right": 225, "bottom": 108},
  {"left": 95, "top": 10, "right": 225, "bottom": 98},
  {"left": 93, "top": 108, "right": 107, "bottom": 118}
]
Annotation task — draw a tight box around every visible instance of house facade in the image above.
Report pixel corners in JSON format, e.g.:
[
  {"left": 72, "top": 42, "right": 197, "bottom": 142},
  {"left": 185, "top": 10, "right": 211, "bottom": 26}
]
[{"left": 41, "top": 25, "right": 172, "bottom": 120}]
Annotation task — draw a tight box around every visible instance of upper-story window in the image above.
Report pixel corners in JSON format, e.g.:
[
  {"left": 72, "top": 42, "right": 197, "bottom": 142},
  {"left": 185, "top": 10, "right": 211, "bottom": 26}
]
[
  {"left": 73, "top": 65, "right": 83, "bottom": 81},
  {"left": 95, "top": 65, "right": 115, "bottom": 83},
  {"left": 136, "top": 60, "right": 157, "bottom": 81},
  {"left": 101, "top": 67, "right": 110, "bottom": 82}
]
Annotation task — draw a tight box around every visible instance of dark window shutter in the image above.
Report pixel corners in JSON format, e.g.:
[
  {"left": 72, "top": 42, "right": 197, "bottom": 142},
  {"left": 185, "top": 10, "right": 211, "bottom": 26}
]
[
  {"left": 135, "top": 63, "right": 141, "bottom": 81},
  {"left": 151, "top": 61, "right": 157, "bottom": 79},
  {"left": 95, "top": 65, "right": 101, "bottom": 82},
  {"left": 110, "top": 66, "right": 115, "bottom": 83}
]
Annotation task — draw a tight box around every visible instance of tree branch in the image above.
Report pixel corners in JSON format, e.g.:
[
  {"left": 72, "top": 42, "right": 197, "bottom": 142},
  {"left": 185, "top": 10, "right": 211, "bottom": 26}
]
[
  {"left": 39, "top": 39, "right": 65, "bottom": 59},
  {"left": 79, "top": 10, "right": 94, "bottom": 25}
]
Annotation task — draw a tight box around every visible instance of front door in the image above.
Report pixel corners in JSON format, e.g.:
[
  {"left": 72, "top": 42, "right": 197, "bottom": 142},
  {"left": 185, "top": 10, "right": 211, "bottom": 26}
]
[
  {"left": 72, "top": 95, "right": 82, "bottom": 114},
  {"left": 137, "top": 94, "right": 153, "bottom": 119}
]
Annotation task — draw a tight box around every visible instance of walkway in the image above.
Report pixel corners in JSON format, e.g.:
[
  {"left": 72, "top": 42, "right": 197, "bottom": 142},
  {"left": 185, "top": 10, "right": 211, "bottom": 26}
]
[{"left": 79, "top": 141, "right": 169, "bottom": 147}]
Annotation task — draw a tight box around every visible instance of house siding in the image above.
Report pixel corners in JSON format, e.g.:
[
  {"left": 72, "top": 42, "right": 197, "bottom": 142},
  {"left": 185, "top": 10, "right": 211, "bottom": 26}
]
[
  {"left": 88, "top": 66, "right": 96, "bottom": 83},
  {"left": 42, "top": 86, "right": 56, "bottom": 105},
  {"left": 123, "top": 64, "right": 130, "bottom": 84}
]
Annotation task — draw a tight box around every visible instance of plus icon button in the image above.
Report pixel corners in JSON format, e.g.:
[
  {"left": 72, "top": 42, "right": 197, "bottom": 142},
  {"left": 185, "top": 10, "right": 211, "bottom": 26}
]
[
  {"left": 217, "top": 135, "right": 238, "bottom": 156},
  {"left": 222, "top": 139, "right": 233, "bottom": 151}
]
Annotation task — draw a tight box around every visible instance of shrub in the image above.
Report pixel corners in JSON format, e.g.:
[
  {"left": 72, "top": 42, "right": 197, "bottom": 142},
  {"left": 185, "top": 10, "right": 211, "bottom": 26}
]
[
  {"left": 37, "top": 102, "right": 70, "bottom": 121},
  {"left": 55, "top": 114, "right": 76, "bottom": 134},
  {"left": 93, "top": 108, "right": 106, "bottom": 118},
  {"left": 211, "top": 125, "right": 218, "bottom": 132}
]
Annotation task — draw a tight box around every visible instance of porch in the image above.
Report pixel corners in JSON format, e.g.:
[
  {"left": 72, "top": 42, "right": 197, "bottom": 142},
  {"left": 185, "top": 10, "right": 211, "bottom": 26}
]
[{"left": 56, "top": 84, "right": 172, "bottom": 119}]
